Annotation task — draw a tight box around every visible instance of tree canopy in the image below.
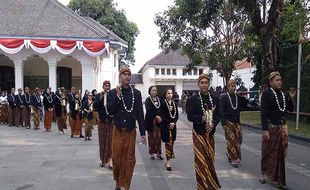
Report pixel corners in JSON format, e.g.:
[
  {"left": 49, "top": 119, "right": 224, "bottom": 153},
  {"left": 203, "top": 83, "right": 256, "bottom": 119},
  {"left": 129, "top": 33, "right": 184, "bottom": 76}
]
[{"left": 68, "top": 0, "right": 139, "bottom": 64}]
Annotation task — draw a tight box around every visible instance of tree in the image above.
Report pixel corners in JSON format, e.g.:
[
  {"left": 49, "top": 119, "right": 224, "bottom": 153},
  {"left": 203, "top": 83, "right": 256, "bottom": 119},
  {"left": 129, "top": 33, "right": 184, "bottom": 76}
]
[
  {"left": 68, "top": 0, "right": 139, "bottom": 64},
  {"left": 155, "top": 0, "right": 251, "bottom": 85}
]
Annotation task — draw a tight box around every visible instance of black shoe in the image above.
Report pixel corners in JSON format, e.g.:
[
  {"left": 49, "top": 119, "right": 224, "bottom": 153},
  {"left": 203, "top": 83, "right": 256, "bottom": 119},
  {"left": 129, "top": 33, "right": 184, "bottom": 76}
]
[
  {"left": 16, "top": 125, "right": 19, "bottom": 127},
  {"left": 88, "top": 137, "right": 91, "bottom": 140},
  {"left": 108, "top": 166, "right": 113, "bottom": 170},
  {"left": 150, "top": 156, "right": 155, "bottom": 160},
  {"left": 80, "top": 135, "right": 84, "bottom": 138},
  {"left": 166, "top": 166, "right": 172, "bottom": 171},
  {"left": 115, "top": 188, "right": 120, "bottom": 190},
  {"left": 71, "top": 135, "right": 73, "bottom": 138},
  {"left": 100, "top": 162, "right": 105, "bottom": 167},
  {"left": 85, "top": 137, "right": 88, "bottom": 141}
]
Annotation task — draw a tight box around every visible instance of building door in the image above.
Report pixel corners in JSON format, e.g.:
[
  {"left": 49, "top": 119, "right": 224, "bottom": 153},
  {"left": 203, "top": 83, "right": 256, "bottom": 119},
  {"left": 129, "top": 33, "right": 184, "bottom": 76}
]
[
  {"left": 57, "top": 67, "right": 72, "bottom": 90},
  {"left": 0, "top": 66, "right": 14, "bottom": 91}
]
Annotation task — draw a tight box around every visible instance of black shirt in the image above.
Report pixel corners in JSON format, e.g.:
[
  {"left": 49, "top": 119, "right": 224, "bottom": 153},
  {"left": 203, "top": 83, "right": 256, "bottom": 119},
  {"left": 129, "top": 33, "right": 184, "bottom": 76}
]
[
  {"left": 220, "top": 93, "right": 255, "bottom": 124},
  {"left": 261, "top": 88, "right": 294, "bottom": 130},
  {"left": 144, "top": 96, "right": 161, "bottom": 132},
  {"left": 186, "top": 92, "right": 221, "bottom": 135},
  {"left": 108, "top": 86, "right": 145, "bottom": 136}
]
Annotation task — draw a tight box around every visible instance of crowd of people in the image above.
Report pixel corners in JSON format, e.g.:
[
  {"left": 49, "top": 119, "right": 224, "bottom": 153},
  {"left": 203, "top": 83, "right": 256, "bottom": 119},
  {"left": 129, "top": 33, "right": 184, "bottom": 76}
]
[{"left": 0, "top": 68, "right": 295, "bottom": 190}]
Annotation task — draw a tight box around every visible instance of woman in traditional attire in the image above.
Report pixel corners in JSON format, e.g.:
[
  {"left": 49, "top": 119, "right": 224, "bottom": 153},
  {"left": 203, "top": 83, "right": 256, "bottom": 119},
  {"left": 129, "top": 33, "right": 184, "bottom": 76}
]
[
  {"left": 82, "top": 93, "right": 94, "bottom": 140},
  {"left": 54, "top": 89, "right": 67, "bottom": 134},
  {"left": 94, "top": 80, "right": 113, "bottom": 168},
  {"left": 69, "top": 92, "right": 83, "bottom": 138},
  {"left": 187, "top": 74, "right": 221, "bottom": 190},
  {"left": 91, "top": 89, "right": 99, "bottom": 127},
  {"left": 220, "top": 79, "right": 258, "bottom": 167},
  {"left": 145, "top": 85, "right": 163, "bottom": 160},
  {"left": 31, "top": 88, "right": 42, "bottom": 130},
  {"left": 43, "top": 88, "right": 54, "bottom": 132},
  {"left": 7, "top": 88, "right": 16, "bottom": 127},
  {"left": 259, "top": 71, "right": 294, "bottom": 189},
  {"left": 160, "top": 88, "right": 179, "bottom": 171},
  {"left": 0, "top": 91, "right": 8, "bottom": 125}
]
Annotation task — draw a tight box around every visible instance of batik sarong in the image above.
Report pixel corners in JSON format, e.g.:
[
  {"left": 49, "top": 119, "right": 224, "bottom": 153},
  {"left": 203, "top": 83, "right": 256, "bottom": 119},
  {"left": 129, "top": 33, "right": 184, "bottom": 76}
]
[
  {"left": 44, "top": 110, "right": 53, "bottom": 131},
  {"left": 22, "top": 106, "right": 31, "bottom": 128},
  {"left": 224, "top": 121, "right": 243, "bottom": 161},
  {"left": 112, "top": 127, "right": 136, "bottom": 190},
  {"left": 148, "top": 120, "right": 162, "bottom": 155},
  {"left": 165, "top": 129, "right": 175, "bottom": 160},
  {"left": 8, "top": 106, "right": 15, "bottom": 126},
  {"left": 0, "top": 104, "right": 8, "bottom": 124},
  {"left": 32, "top": 107, "right": 40, "bottom": 129},
  {"left": 98, "top": 120, "right": 113, "bottom": 164},
  {"left": 193, "top": 130, "right": 221, "bottom": 190},
  {"left": 261, "top": 125, "right": 288, "bottom": 187}
]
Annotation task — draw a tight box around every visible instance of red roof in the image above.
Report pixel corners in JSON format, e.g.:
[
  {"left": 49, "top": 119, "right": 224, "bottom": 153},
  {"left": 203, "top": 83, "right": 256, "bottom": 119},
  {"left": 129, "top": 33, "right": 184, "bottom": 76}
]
[{"left": 235, "top": 58, "right": 253, "bottom": 70}]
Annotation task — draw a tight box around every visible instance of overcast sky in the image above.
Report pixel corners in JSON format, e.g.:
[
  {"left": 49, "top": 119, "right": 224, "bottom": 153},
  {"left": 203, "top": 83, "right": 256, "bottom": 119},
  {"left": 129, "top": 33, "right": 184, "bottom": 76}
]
[{"left": 58, "top": 0, "right": 174, "bottom": 73}]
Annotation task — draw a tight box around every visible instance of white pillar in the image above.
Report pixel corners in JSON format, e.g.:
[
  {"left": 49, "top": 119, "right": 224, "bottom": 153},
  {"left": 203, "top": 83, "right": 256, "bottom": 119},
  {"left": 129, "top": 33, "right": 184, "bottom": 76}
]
[
  {"left": 81, "top": 63, "right": 95, "bottom": 93},
  {"left": 48, "top": 62, "right": 57, "bottom": 92},
  {"left": 14, "top": 60, "right": 24, "bottom": 90}
]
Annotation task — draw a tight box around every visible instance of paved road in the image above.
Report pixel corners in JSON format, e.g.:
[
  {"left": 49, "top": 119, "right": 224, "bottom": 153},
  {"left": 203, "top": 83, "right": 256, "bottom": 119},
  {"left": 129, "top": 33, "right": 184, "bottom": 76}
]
[{"left": 0, "top": 111, "right": 309, "bottom": 190}]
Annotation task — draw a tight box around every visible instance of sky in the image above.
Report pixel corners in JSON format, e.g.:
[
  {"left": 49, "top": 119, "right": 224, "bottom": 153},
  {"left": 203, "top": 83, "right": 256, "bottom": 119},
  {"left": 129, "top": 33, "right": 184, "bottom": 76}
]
[{"left": 58, "top": 0, "right": 174, "bottom": 73}]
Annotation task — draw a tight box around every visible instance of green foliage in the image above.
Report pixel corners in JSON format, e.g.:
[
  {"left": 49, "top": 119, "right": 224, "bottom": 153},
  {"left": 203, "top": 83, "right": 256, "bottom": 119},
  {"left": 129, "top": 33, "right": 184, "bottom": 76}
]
[
  {"left": 155, "top": 0, "right": 250, "bottom": 84},
  {"left": 68, "top": 0, "right": 139, "bottom": 64}
]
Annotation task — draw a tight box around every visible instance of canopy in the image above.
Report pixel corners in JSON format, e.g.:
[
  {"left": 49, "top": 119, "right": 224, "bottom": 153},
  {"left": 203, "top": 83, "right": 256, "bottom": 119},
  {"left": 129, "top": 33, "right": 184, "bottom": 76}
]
[{"left": 0, "top": 38, "right": 109, "bottom": 57}]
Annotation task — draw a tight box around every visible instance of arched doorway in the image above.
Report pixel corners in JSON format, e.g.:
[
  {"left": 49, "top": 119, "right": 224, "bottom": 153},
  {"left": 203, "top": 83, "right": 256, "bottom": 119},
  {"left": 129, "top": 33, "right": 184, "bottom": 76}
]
[
  {"left": 0, "top": 54, "right": 15, "bottom": 91},
  {"left": 57, "top": 56, "right": 82, "bottom": 91},
  {"left": 24, "top": 55, "right": 49, "bottom": 90}
]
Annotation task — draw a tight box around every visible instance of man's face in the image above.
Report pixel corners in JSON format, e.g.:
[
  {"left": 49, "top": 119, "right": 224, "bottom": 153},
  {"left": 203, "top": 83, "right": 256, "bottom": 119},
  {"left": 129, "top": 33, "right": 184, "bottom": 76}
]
[
  {"left": 25, "top": 87, "right": 29, "bottom": 93},
  {"left": 71, "top": 87, "right": 76, "bottom": 93},
  {"left": 270, "top": 75, "right": 282, "bottom": 89},
  {"left": 228, "top": 84, "right": 236, "bottom": 94},
  {"left": 103, "top": 84, "right": 111, "bottom": 92},
  {"left": 11, "top": 88, "right": 15, "bottom": 93},
  {"left": 198, "top": 78, "right": 209, "bottom": 93},
  {"left": 120, "top": 72, "right": 131, "bottom": 86},
  {"left": 18, "top": 89, "right": 22, "bottom": 94}
]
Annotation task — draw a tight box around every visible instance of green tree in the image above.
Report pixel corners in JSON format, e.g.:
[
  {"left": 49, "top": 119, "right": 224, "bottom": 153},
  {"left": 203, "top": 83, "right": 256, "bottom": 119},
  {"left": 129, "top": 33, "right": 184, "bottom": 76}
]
[
  {"left": 155, "top": 0, "right": 251, "bottom": 85},
  {"left": 68, "top": 0, "right": 139, "bottom": 64}
]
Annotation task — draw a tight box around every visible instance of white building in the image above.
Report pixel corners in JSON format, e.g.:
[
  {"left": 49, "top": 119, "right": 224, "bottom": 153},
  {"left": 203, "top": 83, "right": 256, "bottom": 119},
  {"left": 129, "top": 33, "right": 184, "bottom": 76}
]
[
  {"left": 0, "top": 0, "right": 126, "bottom": 93},
  {"left": 134, "top": 50, "right": 256, "bottom": 99}
]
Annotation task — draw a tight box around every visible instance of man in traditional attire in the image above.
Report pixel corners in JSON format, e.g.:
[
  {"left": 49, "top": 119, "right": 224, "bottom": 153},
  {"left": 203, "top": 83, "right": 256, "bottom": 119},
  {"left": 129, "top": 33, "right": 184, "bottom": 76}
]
[
  {"left": 7, "top": 88, "right": 16, "bottom": 127},
  {"left": 186, "top": 74, "right": 221, "bottom": 190},
  {"left": 31, "top": 88, "right": 42, "bottom": 130},
  {"left": 15, "top": 88, "right": 24, "bottom": 127},
  {"left": 22, "top": 87, "right": 32, "bottom": 129},
  {"left": 108, "top": 67, "right": 146, "bottom": 190},
  {"left": 94, "top": 80, "right": 114, "bottom": 168},
  {"left": 69, "top": 92, "right": 84, "bottom": 138},
  {"left": 220, "top": 79, "right": 258, "bottom": 167},
  {"left": 259, "top": 71, "right": 294, "bottom": 189}
]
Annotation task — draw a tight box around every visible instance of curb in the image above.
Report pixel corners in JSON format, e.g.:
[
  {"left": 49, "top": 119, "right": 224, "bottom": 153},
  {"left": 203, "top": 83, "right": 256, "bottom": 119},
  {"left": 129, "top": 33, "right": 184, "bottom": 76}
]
[{"left": 241, "top": 123, "right": 310, "bottom": 143}]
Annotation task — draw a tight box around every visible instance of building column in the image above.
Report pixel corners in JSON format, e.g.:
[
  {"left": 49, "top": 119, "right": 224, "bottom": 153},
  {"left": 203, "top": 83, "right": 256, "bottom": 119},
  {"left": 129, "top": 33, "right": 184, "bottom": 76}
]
[
  {"left": 81, "top": 63, "right": 95, "bottom": 93},
  {"left": 14, "top": 60, "right": 24, "bottom": 90},
  {"left": 48, "top": 62, "right": 57, "bottom": 92}
]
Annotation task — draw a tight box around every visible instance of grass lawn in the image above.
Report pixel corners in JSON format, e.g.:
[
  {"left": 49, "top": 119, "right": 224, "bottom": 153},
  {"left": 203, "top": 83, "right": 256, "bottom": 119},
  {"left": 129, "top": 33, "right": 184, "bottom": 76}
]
[{"left": 240, "top": 111, "right": 310, "bottom": 138}]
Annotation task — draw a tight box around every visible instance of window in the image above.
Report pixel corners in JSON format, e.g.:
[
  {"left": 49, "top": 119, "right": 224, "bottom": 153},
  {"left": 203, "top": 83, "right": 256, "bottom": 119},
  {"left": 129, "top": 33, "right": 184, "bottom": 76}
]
[
  {"left": 199, "top": 69, "right": 203, "bottom": 75},
  {"left": 155, "top": 68, "right": 159, "bottom": 75},
  {"left": 161, "top": 68, "right": 165, "bottom": 75},
  {"left": 193, "top": 68, "right": 198, "bottom": 75},
  {"left": 167, "top": 68, "right": 171, "bottom": 75},
  {"left": 183, "top": 68, "right": 187, "bottom": 76},
  {"left": 188, "top": 69, "right": 192, "bottom": 76},
  {"left": 172, "top": 69, "right": 177, "bottom": 76}
]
